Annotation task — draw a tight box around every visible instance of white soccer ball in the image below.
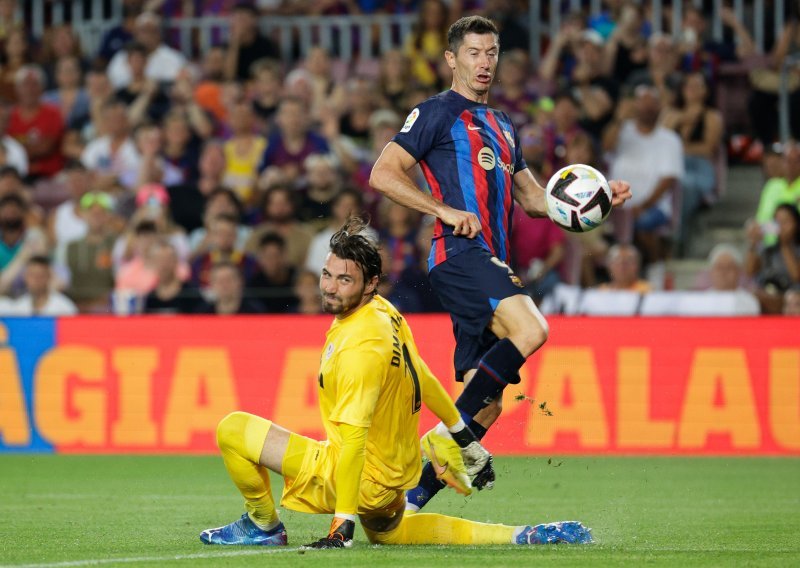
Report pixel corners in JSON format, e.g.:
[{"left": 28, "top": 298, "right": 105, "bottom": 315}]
[{"left": 545, "top": 164, "right": 613, "bottom": 233}]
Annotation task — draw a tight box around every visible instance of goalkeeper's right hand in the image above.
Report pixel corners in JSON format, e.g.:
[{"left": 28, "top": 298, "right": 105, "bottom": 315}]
[{"left": 446, "top": 423, "right": 495, "bottom": 490}]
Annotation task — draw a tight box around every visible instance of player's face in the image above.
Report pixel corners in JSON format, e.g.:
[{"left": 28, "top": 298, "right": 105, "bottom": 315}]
[
  {"left": 320, "top": 253, "right": 376, "bottom": 318},
  {"left": 446, "top": 33, "right": 499, "bottom": 100}
]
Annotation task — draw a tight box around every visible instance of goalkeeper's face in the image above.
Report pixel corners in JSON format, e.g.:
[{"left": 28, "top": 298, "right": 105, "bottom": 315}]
[{"left": 320, "top": 253, "right": 377, "bottom": 318}]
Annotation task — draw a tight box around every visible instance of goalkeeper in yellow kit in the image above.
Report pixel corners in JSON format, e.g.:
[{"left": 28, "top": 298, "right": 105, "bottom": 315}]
[{"left": 200, "top": 218, "right": 592, "bottom": 548}]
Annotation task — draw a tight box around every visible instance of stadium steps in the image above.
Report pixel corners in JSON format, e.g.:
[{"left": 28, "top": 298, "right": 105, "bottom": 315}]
[{"left": 668, "top": 164, "right": 762, "bottom": 288}]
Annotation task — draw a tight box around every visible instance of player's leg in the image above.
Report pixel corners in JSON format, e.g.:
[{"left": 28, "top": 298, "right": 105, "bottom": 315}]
[
  {"left": 200, "top": 411, "right": 292, "bottom": 545},
  {"left": 364, "top": 511, "right": 592, "bottom": 546}
]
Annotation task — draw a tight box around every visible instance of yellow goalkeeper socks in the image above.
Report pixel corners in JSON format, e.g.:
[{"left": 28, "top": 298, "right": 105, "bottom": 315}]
[
  {"left": 216, "top": 412, "right": 281, "bottom": 530},
  {"left": 367, "top": 512, "right": 516, "bottom": 545}
]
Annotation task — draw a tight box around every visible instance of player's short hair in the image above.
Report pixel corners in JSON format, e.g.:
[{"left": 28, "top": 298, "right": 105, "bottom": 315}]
[
  {"left": 447, "top": 16, "right": 499, "bottom": 53},
  {"left": 329, "top": 216, "right": 382, "bottom": 286}
]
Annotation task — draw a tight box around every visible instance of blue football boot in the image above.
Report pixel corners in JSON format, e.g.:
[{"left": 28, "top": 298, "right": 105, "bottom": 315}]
[
  {"left": 516, "top": 521, "right": 593, "bottom": 545},
  {"left": 200, "top": 513, "right": 287, "bottom": 546}
]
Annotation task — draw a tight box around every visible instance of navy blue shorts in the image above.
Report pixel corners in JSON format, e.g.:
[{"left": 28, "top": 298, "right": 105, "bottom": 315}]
[{"left": 428, "top": 246, "right": 526, "bottom": 380}]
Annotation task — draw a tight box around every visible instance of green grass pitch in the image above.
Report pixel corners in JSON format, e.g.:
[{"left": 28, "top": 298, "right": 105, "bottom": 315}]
[{"left": 1, "top": 455, "right": 798, "bottom": 567}]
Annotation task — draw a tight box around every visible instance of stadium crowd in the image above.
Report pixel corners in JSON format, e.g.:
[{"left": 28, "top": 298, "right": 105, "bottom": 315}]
[{"left": 0, "top": 0, "right": 798, "bottom": 317}]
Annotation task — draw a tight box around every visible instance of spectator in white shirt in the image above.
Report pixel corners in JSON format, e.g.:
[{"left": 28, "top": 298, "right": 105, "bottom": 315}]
[
  {"left": 0, "top": 255, "right": 77, "bottom": 316},
  {"left": 106, "top": 12, "right": 187, "bottom": 90},
  {"left": 81, "top": 98, "right": 140, "bottom": 190},
  {"left": 605, "top": 84, "right": 683, "bottom": 277}
]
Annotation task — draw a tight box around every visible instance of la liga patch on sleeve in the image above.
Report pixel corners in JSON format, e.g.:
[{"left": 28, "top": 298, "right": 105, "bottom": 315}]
[{"left": 401, "top": 108, "right": 420, "bottom": 133}]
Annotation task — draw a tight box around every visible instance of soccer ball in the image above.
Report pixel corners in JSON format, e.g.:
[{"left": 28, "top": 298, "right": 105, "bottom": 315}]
[{"left": 545, "top": 164, "right": 612, "bottom": 233}]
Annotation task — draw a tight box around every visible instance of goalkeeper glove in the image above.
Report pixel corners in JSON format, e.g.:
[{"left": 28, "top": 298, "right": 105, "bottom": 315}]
[
  {"left": 302, "top": 517, "right": 355, "bottom": 549},
  {"left": 449, "top": 424, "right": 495, "bottom": 490}
]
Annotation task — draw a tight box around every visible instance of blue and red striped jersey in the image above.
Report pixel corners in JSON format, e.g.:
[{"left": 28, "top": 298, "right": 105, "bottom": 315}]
[{"left": 391, "top": 90, "right": 527, "bottom": 270}]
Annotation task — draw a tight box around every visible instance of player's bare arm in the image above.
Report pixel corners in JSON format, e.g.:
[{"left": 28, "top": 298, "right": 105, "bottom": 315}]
[
  {"left": 370, "top": 141, "right": 482, "bottom": 238},
  {"left": 513, "top": 168, "right": 633, "bottom": 218}
]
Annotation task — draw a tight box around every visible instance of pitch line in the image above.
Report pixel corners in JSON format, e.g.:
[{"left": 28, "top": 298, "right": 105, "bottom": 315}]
[{"left": 0, "top": 547, "right": 304, "bottom": 568}]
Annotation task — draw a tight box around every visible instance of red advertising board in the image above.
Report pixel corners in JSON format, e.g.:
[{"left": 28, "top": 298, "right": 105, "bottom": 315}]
[{"left": 0, "top": 316, "right": 798, "bottom": 455}]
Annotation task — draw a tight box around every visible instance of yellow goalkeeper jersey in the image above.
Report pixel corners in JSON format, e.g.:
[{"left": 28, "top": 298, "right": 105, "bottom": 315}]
[{"left": 318, "top": 294, "right": 430, "bottom": 491}]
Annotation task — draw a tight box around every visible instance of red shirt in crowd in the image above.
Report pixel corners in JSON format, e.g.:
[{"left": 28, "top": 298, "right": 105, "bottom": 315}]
[
  {"left": 7, "top": 103, "right": 65, "bottom": 178},
  {"left": 511, "top": 207, "right": 566, "bottom": 276}
]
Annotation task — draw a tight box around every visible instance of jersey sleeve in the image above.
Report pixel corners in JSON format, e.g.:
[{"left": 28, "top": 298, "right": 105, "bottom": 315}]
[
  {"left": 391, "top": 99, "right": 442, "bottom": 162},
  {"left": 328, "top": 341, "right": 388, "bottom": 427},
  {"left": 513, "top": 124, "right": 528, "bottom": 173}
]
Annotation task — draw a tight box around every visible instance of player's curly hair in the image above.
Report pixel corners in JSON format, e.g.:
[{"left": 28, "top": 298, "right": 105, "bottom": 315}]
[
  {"left": 329, "top": 216, "right": 382, "bottom": 287},
  {"left": 447, "top": 15, "right": 499, "bottom": 53}
]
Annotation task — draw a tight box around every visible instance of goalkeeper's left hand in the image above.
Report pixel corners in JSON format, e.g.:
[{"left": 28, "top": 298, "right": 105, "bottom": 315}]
[
  {"left": 461, "top": 441, "right": 495, "bottom": 490},
  {"left": 302, "top": 517, "right": 355, "bottom": 549}
]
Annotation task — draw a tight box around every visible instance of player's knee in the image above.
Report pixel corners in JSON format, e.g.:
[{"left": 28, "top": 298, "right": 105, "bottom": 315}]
[
  {"left": 516, "top": 320, "right": 549, "bottom": 356},
  {"left": 216, "top": 411, "right": 249, "bottom": 451}
]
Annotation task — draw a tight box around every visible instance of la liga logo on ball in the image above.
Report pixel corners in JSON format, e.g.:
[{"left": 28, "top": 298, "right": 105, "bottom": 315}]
[{"left": 545, "top": 164, "right": 612, "bottom": 233}]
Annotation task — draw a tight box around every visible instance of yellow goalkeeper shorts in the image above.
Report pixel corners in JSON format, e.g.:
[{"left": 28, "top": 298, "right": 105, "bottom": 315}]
[{"left": 279, "top": 432, "right": 404, "bottom": 516}]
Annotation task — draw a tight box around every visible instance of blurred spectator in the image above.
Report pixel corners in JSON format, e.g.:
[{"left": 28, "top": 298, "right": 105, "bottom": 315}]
[
  {"left": 0, "top": 27, "right": 33, "bottom": 103},
  {"left": 188, "top": 186, "right": 249, "bottom": 254},
  {"left": 195, "top": 261, "right": 264, "bottom": 314},
  {"left": 42, "top": 56, "right": 91, "bottom": 131},
  {"left": 65, "top": 191, "right": 117, "bottom": 312},
  {"left": 223, "top": 100, "right": 267, "bottom": 206},
  {"left": 598, "top": 243, "right": 651, "bottom": 293},
  {"left": 297, "top": 153, "right": 344, "bottom": 226},
  {"left": 784, "top": 287, "right": 800, "bottom": 315},
  {"left": 378, "top": 200, "right": 420, "bottom": 282},
  {"left": 703, "top": 243, "right": 757, "bottom": 296},
  {"left": 347, "top": 109, "right": 402, "bottom": 217},
  {"left": 377, "top": 49, "right": 411, "bottom": 115},
  {"left": 569, "top": 30, "right": 617, "bottom": 140},
  {"left": 601, "top": 2, "right": 647, "bottom": 84},
  {"left": 301, "top": 47, "right": 345, "bottom": 122},
  {"left": 107, "top": 12, "right": 187, "bottom": 89},
  {"left": 48, "top": 160, "right": 91, "bottom": 263},
  {"left": 114, "top": 219, "right": 161, "bottom": 298},
  {"left": 0, "top": 255, "right": 77, "bottom": 316},
  {"left": 0, "top": 192, "right": 47, "bottom": 295},
  {"left": 249, "top": 58, "right": 283, "bottom": 130},
  {"left": 0, "top": 0, "right": 21, "bottom": 46},
  {"left": 246, "top": 231, "right": 298, "bottom": 313},
  {"left": 165, "top": 69, "right": 215, "bottom": 140},
  {"left": 39, "top": 24, "right": 88, "bottom": 90},
  {"left": 7, "top": 65, "right": 65, "bottom": 180},
  {"left": 405, "top": 0, "right": 450, "bottom": 88},
  {"left": 678, "top": 6, "right": 755, "bottom": 77},
  {"left": 511, "top": 209, "right": 565, "bottom": 303},
  {"left": 335, "top": 76, "right": 377, "bottom": 150},
  {"left": 523, "top": 91, "right": 584, "bottom": 180},
  {"left": 660, "top": 71, "right": 724, "bottom": 252},
  {"left": 190, "top": 213, "right": 257, "bottom": 292},
  {"left": 305, "top": 187, "right": 374, "bottom": 272},
  {"left": 117, "top": 42, "right": 172, "bottom": 127},
  {"left": 539, "top": 12, "right": 585, "bottom": 85},
  {"left": 0, "top": 102, "right": 28, "bottom": 176},
  {"left": 749, "top": 17, "right": 800, "bottom": 144},
  {"left": 292, "top": 268, "right": 322, "bottom": 314},
  {"left": 246, "top": 185, "right": 314, "bottom": 268},
  {"left": 193, "top": 45, "right": 228, "bottom": 126},
  {"left": 257, "top": 98, "right": 330, "bottom": 186},
  {"left": 224, "top": 2, "right": 280, "bottom": 82},
  {"left": 142, "top": 240, "right": 200, "bottom": 314},
  {"left": 168, "top": 141, "right": 226, "bottom": 234},
  {"left": 81, "top": 98, "right": 140, "bottom": 190},
  {"left": 97, "top": 5, "right": 139, "bottom": 64},
  {"left": 605, "top": 85, "right": 683, "bottom": 270},
  {"left": 746, "top": 203, "right": 800, "bottom": 313},
  {"left": 84, "top": 66, "right": 115, "bottom": 140},
  {"left": 481, "top": 0, "right": 529, "bottom": 52},
  {"left": 754, "top": 142, "right": 800, "bottom": 246},
  {"left": 625, "top": 33, "right": 683, "bottom": 105},
  {"left": 113, "top": 183, "right": 190, "bottom": 269},
  {"left": 160, "top": 110, "right": 202, "bottom": 186},
  {"left": 490, "top": 50, "right": 537, "bottom": 129}
]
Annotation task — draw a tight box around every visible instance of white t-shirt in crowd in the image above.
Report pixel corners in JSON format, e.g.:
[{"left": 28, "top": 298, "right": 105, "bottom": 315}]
[
  {"left": 107, "top": 44, "right": 188, "bottom": 89},
  {"left": 0, "top": 292, "right": 78, "bottom": 316},
  {"left": 52, "top": 200, "right": 88, "bottom": 265},
  {"left": 610, "top": 120, "right": 684, "bottom": 218},
  {"left": 81, "top": 136, "right": 141, "bottom": 189},
  {"left": 3, "top": 136, "right": 28, "bottom": 176}
]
